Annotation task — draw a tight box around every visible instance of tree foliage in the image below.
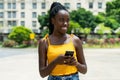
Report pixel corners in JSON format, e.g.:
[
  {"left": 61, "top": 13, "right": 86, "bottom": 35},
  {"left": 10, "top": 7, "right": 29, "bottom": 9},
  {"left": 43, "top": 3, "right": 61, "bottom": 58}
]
[
  {"left": 94, "top": 23, "right": 112, "bottom": 35},
  {"left": 104, "top": 17, "right": 120, "bottom": 30},
  {"left": 8, "top": 26, "right": 33, "bottom": 44},
  {"left": 67, "top": 21, "right": 81, "bottom": 34},
  {"left": 37, "top": 2, "right": 120, "bottom": 35},
  {"left": 114, "top": 27, "right": 120, "bottom": 35},
  {"left": 94, "top": 12, "right": 106, "bottom": 24},
  {"left": 106, "top": 0, "right": 120, "bottom": 23},
  {"left": 38, "top": 13, "right": 49, "bottom": 30},
  {"left": 70, "top": 8, "right": 97, "bottom": 31}
]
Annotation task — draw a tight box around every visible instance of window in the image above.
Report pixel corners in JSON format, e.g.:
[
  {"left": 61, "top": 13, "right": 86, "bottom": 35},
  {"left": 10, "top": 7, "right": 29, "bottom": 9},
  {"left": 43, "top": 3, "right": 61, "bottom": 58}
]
[
  {"left": 12, "top": 11, "right": 16, "bottom": 18},
  {"left": 0, "top": 3, "right": 4, "bottom": 9},
  {"left": 41, "top": 12, "right": 45, "bottom": 16},
  {"left": 98, "top": 2, "right": 102, "bottom": 9},
  {"left": 21, "top": 12, "right": 25, "bottom": 18},
  {"left": 8, "top": 21, "right": 16, "bottom": 27},
  {"left": 0, "top": 21, "right": 3, "bottom": 26},
  {"left": 8, "top": 21, "right": 11, "bottom": 26},
  {"left": 32, "top": 12, "right": 37, "bottom": 18},
  {"left": 64, "top": 3, "right": 70, "bottom": 9},
  {"left": 13, "top": 21, "right": 16, "bottom": 26},
  {"left": 12, "top": 3, "right": 16, "bottom": 9},
  {"left": 32, "top": 3, "right": 37, "bottom": 9},
  {"left": 21, "top": 21, "right": 25, "bottom": 26},
  {"left": 21, "top": 3, "right": 25, "bottom": 9},
  {"left": 0, "top": 12, "right": 4, "bottom": 18},
  {"left": 8, "top": 11, "right": 11, "bottom": 18},
  {"left": 8, "top": 3, "right": 11, "bottom": 9},
  {"left": 77, "top": 3, "right": 81, "bottom": 9},
  {"left": 32, "top": 21, "right": 37, "bottom": 27},
  {"left": 41, "top": 2, "right": 45, "bottom": 9},
  {"left": 7, "top": 11, "right": 16, "bottom": 18},
  {"left": 89, "top": 2, "right": 93, "bottom": 9},
  {"left": 8, "top": 3, "right": 16, "bottom": 9}
]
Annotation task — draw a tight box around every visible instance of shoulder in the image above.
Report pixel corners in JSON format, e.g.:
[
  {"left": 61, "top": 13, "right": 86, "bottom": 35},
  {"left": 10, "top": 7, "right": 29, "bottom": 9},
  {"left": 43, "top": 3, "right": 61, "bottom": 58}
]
[
  {"left": 71, "top": 34, "right": 82, "bottom": 47},
  {"left": 71, "top": 34, "right": 81, "bottom": 42},
  {"left": 38, "top": 34, "right": 49, "bottom": 47}
]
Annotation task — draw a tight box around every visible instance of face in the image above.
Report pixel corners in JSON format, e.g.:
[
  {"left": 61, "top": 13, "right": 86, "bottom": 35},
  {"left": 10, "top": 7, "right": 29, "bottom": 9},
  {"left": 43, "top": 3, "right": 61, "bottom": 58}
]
[{"left": 52, "top": 10, "right": 70, "bottom": 34}]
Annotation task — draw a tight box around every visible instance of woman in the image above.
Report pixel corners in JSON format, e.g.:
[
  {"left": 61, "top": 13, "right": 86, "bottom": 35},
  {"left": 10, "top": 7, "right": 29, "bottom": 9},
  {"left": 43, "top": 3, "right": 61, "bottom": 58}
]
[{"left": 38, "top": 2, "right": 87, "bottom": 80}]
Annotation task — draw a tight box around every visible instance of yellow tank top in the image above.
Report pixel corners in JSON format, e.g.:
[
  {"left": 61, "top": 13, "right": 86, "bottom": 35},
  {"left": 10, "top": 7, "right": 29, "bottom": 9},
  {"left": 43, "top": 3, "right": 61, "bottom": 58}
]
[{"left": 44, "top": 34, "right": 78, "bottom": 76}]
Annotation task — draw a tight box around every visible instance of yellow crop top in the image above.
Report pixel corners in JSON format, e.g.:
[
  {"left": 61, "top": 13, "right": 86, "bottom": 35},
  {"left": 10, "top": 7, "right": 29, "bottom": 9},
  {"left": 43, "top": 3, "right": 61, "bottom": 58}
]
[{"left": 44, "top": 34, "right": 78, "bottom": 76}]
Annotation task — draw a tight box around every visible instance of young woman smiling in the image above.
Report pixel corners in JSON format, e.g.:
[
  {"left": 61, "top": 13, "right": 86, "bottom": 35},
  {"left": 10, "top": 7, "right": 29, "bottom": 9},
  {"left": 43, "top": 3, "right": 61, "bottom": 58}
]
[{"left": 38, "top": 2, "right": 87, "bottom": 80}]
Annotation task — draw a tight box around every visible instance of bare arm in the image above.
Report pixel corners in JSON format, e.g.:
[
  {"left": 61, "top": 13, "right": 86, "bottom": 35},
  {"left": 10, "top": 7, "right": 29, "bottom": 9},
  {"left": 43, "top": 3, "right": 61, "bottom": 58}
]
[
  {"left": 73, "top": 35, "right": 87, "bottom": 74},
  {"left": 38, "top": 39, "right": 57, "bottom": 78},
  {"left": 38, "top": 39, "right": 68, "bottom": 78}
]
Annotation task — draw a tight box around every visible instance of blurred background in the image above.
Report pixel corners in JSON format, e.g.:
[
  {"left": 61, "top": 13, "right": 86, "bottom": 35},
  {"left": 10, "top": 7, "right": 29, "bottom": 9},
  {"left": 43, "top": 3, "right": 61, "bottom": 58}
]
[
  {"left": 0, "top": 0, "right": 120, "bottom": 80},
  {"left": 0, "top": 0, "right": 120, "bottom": 48}
]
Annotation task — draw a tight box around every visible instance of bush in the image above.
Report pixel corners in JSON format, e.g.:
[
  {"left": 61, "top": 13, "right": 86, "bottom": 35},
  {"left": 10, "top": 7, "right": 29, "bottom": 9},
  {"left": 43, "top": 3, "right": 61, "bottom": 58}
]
[
  {"left": 115, "top": 38, "right": 120, "bottom": 44},
  {"left": 22, "top": 40, "right": 31, "bottom": 47},
  {"left": 33, "top": 39, "right": 38, "bottom": 47},
  {"left": 8, "top": 26, "right": 33, "bottom": 44},
  {"left": 2, "top": 40, "right": 17, "bottom": 47},
  {"left": 85, "top": 37, "right": 120, "bottom": 48}
]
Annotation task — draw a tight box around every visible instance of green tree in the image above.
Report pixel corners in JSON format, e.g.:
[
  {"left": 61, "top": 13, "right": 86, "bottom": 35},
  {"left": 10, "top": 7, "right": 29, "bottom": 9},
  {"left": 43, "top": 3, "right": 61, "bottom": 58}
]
[
  {"left": 67, "top": 21, "right": 81, "bottom": 34},
  {"left": 38, "top": 13, "right": 49, "bottom": 30},
  {"left": 104, "top": 17, "right": 120, "bottom": 30},
  {"left": 94, "top": 23, "right": 112, "bottom": 35},
  {"left": 70, "top": 8, "right": 97, "bottom": 31},
  {"left": 84, "top": 28, "right": 91, "bottom": 35},
  {"left": 8, "top": 26, "right": 33, "bottom": 44},
  {"left": 114, "top": 27, "right": 120, "bottom": 35},
  {"left": 41, "top": 27, "right": 49, "bottom": 37},
  {"left": 106, "top": 0, "right": 120, "bottom": 23},
  {"left": 95, "top": 12, "right": 106, "bottom": 24},
  {"left": 83, "top": 28, "right": 91, "bottom": 42}
]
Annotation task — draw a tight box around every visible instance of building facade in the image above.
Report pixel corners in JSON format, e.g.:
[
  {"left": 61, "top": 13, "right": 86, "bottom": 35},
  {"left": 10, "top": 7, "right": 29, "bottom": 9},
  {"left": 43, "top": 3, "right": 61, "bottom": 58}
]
[{"left": 0, "top": 0, "right": 112, "bottom": 34}]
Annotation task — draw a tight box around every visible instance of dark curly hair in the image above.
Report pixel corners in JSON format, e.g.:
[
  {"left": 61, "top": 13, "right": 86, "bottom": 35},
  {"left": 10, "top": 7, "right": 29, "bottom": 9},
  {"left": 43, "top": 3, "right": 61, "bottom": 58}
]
[{"left": 48, "top": 2, "right": 68, "bottom": 35}]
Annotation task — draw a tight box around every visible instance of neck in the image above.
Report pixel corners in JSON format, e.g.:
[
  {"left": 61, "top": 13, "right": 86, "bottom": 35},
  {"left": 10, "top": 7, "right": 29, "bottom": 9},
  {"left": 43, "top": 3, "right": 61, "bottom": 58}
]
[
  {"left": 52, "top": 32, "right": 67, "bottom": 38},
  {"left": 50, "top": 32, "right": 68, "bottom": 45}
]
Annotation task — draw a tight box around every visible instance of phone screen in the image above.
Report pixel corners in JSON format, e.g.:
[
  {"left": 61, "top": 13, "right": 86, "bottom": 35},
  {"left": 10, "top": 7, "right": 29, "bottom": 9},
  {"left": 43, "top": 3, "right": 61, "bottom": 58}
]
[{"left": 65, "top": 51, "right": 74, "bottom": 57}]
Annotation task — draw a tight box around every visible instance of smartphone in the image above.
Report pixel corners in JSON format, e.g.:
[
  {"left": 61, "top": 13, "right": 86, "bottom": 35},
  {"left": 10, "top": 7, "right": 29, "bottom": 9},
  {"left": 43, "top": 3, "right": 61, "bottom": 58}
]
[{"left": 65, "top": 51, "right": 74, "bottom": 57}]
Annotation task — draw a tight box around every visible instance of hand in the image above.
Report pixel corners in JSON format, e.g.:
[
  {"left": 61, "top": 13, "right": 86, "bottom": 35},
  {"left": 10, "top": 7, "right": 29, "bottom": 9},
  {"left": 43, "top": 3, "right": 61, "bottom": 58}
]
[
  {"left": 54, "top": 55, "right": 70, "bottom": 65},
  {"left": 65, "top": 57, "right": 78, "bottom": 66}
]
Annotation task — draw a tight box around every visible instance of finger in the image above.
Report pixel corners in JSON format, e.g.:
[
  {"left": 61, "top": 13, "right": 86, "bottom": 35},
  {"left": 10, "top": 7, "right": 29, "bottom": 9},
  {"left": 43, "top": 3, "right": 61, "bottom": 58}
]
[
  {"left": 69, "top": 58, "right": 77, "bottom": 65},
  {"left": 63, "top": 60, "right": 67, "bottom": 64},
  {"left": 64, "top": 56, "right": 71, "bottom": 59},
  {"left": 69, "top": 61, "right": 77, "bottom": 65}
]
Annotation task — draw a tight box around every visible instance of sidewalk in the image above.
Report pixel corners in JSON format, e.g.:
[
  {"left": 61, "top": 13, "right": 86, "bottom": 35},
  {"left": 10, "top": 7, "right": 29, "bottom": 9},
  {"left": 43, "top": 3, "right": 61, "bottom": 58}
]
[{"left": 0, "top": 48, "right": 120, "bottom": 80}]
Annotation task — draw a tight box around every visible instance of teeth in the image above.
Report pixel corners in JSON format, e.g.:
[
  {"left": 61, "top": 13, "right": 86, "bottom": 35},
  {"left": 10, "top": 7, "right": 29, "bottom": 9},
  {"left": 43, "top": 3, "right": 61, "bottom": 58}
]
[{"left": 62, "top": 27, "right": 67, "bottom": 29}]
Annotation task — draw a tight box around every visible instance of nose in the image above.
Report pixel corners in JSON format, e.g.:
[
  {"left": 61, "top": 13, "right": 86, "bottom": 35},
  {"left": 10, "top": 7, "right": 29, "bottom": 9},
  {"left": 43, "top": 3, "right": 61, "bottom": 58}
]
[{"left": 64, "top": 22, "right": 67, "bottom": 25}]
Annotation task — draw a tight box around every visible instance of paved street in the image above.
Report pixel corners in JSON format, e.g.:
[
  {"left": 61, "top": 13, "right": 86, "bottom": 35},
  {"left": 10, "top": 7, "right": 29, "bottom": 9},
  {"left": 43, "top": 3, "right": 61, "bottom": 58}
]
[{"left": 0, "top": 48, "right": 120, "bottom": 80}]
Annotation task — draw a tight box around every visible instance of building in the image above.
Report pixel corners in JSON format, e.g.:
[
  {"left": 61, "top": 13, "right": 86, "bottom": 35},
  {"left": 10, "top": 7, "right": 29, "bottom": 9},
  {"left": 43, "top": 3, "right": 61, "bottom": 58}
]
[{"left": 0, "top": 0, "right": 112, "bottom": 35}]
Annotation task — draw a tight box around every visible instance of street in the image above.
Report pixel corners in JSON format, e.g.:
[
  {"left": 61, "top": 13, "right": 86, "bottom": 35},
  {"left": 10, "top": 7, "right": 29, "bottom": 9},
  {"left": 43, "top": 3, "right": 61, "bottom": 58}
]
[{"left": 0, "top": 48, "right": 120, "bottom": 80}]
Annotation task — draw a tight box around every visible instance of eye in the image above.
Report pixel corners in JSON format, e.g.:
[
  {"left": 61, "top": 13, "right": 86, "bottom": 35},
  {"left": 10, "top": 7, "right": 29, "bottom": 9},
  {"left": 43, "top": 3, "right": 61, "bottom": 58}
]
[{"left": 59, "top": 18, "right": 64, "bottom": 22}]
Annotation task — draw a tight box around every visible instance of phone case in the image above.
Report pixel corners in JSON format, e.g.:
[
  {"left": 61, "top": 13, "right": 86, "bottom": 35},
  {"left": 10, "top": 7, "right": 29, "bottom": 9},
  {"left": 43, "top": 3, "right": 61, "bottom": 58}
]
[{"left": 65, "top": 51, "right": 74, "bottom": 56}]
